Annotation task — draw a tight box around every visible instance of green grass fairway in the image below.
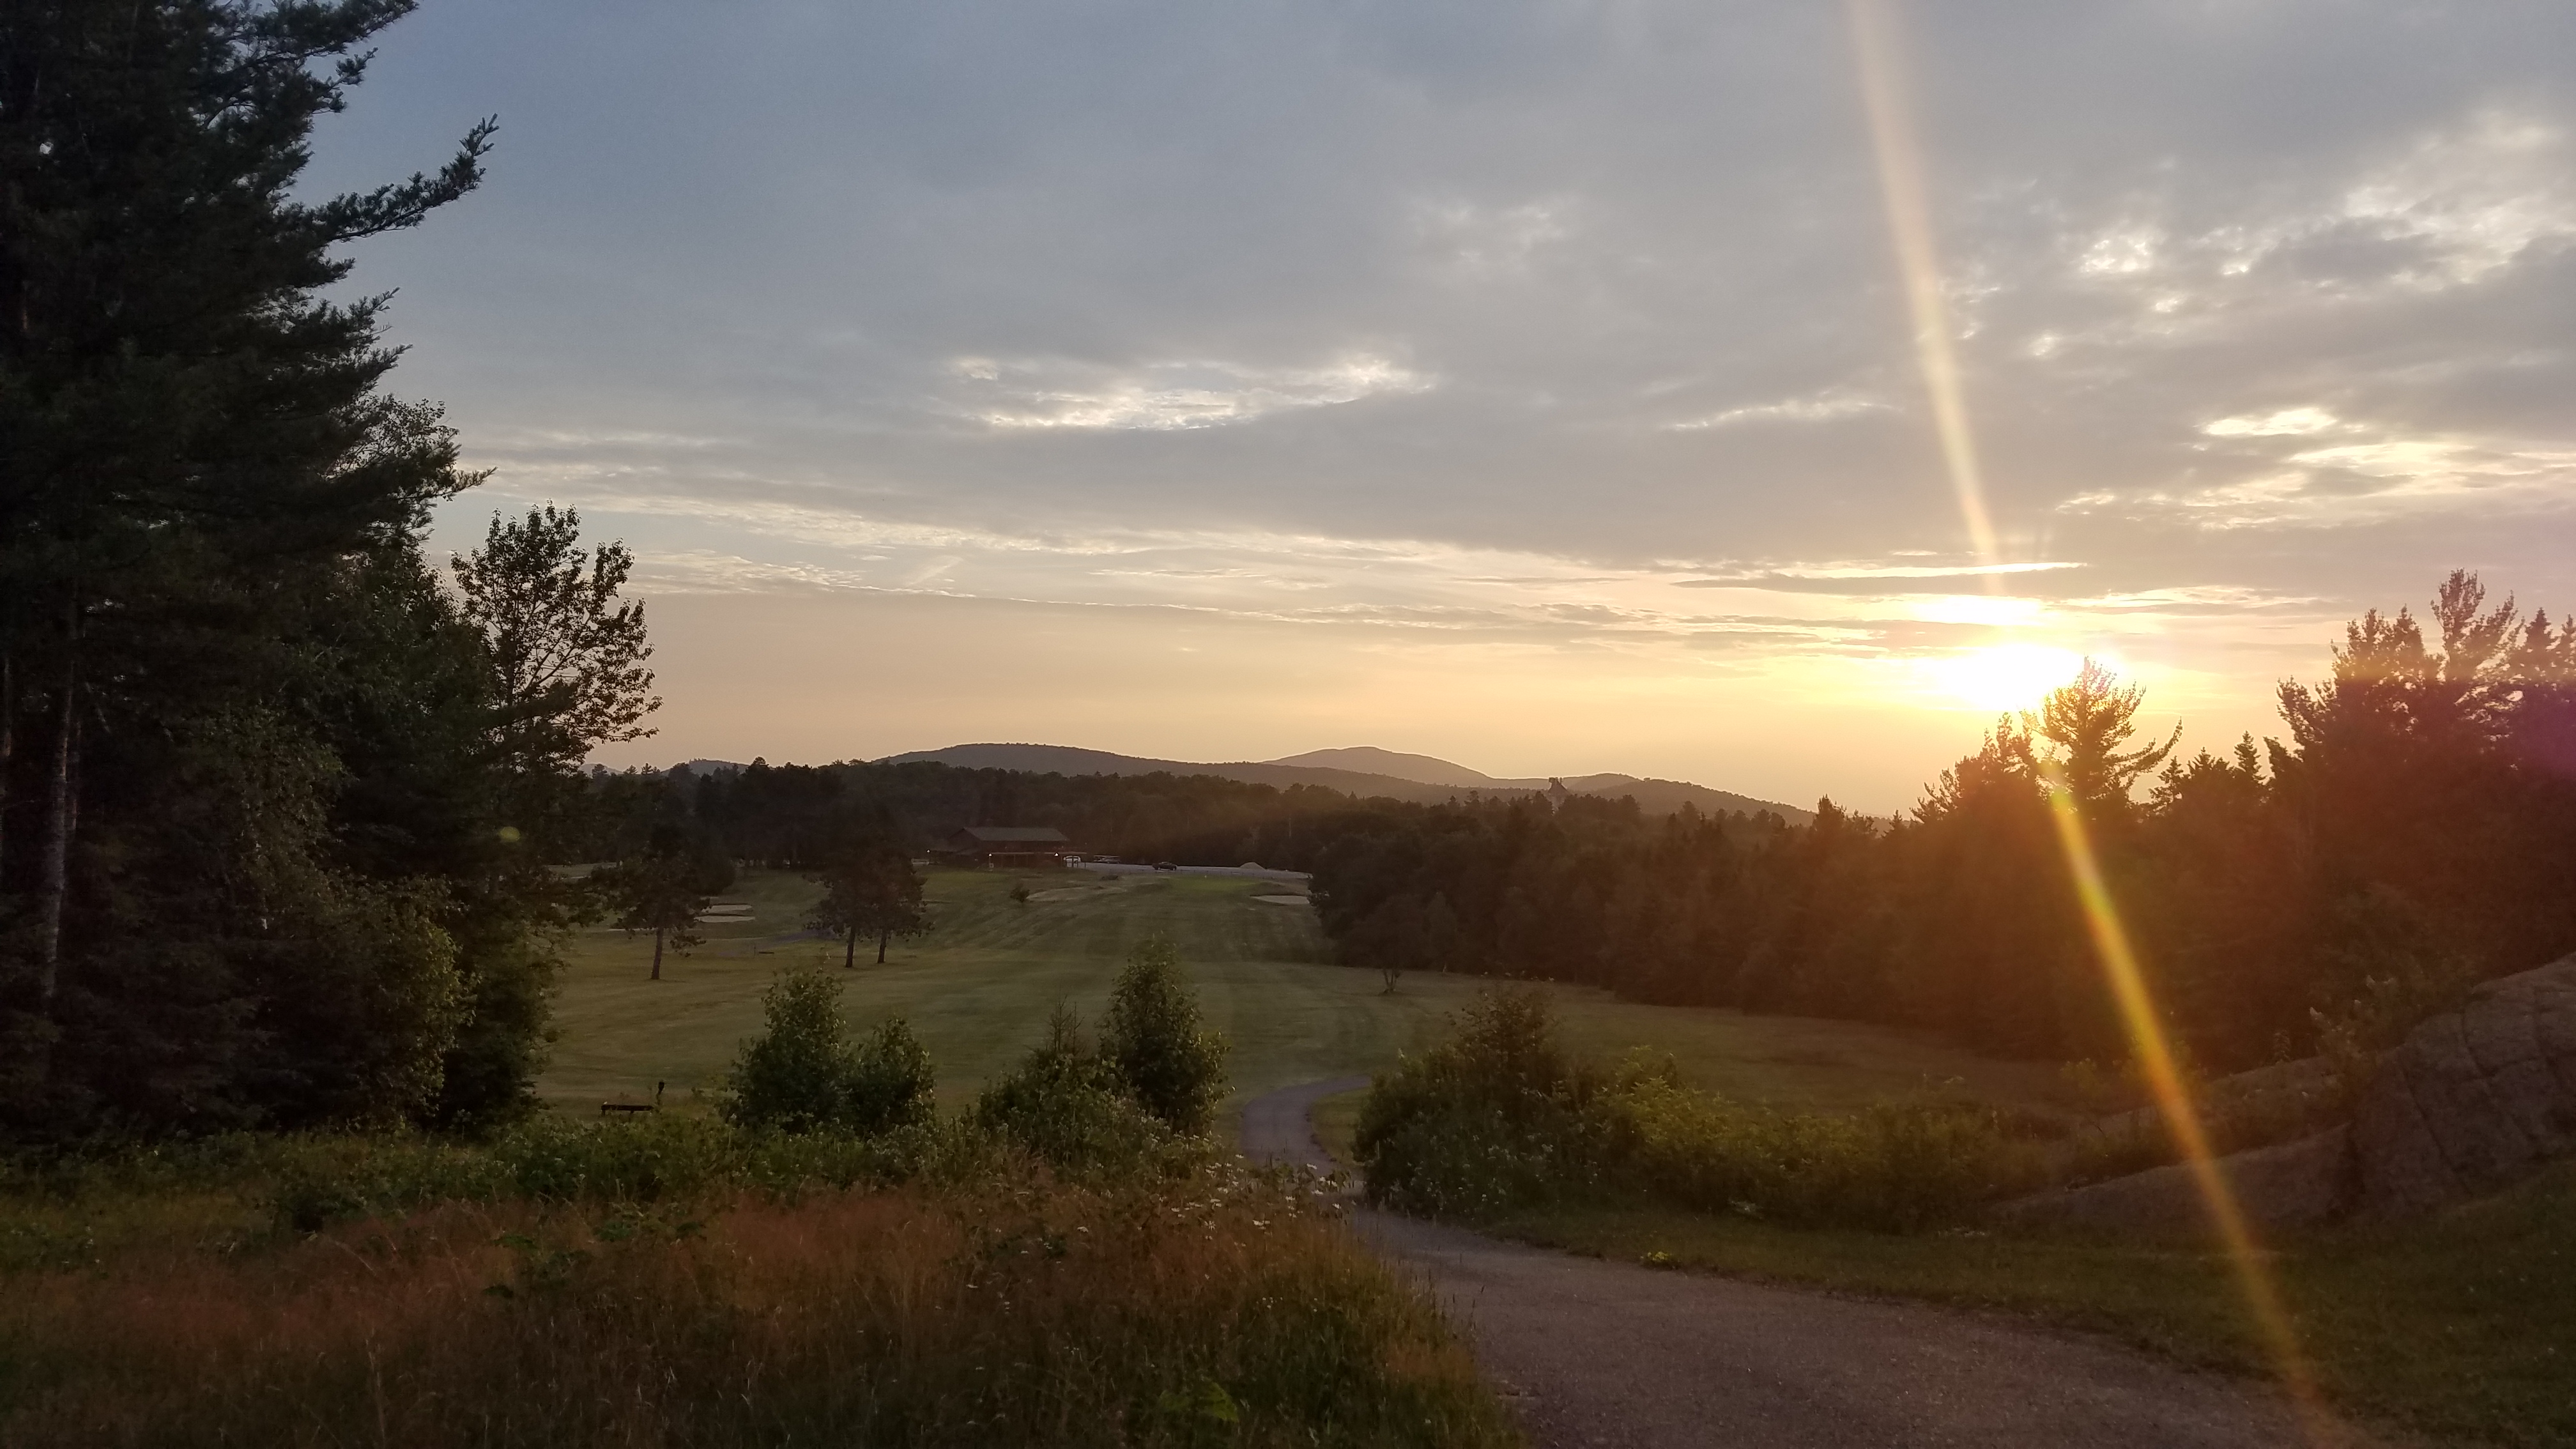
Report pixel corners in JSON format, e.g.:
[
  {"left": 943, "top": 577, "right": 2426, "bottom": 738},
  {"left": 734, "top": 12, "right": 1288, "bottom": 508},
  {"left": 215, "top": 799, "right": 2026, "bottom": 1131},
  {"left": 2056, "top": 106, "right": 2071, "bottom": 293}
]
[{"left": 539, "top": 868, "right": 2071, "bottom": 1123}]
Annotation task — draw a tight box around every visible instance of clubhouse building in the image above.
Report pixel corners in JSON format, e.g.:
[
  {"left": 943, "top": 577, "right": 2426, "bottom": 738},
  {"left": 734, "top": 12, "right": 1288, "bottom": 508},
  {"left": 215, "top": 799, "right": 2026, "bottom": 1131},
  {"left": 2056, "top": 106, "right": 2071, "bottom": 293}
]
[{"left": 944, "top": 825, "right": 1077, "bottom": 868}]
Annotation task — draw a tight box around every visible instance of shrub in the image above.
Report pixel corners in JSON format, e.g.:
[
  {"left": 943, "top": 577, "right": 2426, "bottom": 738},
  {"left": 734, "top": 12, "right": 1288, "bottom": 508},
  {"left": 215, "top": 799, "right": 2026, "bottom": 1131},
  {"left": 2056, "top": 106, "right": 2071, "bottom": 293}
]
[
  {"left": 845, "top": 1018, "right": 938, "bottom": 1135},
  {"left": 1102, "top": 936, "right": 1230, "bottom": 1135},
  {"left": 1357, "top": 989, "right": 2035, "bottom": 1231},
  {"left": 974, "top": 1008, "right": 1178, "bottom": 1176},
  {"left": 721, "top": 967, "right": 935, "bottom": 1135}
]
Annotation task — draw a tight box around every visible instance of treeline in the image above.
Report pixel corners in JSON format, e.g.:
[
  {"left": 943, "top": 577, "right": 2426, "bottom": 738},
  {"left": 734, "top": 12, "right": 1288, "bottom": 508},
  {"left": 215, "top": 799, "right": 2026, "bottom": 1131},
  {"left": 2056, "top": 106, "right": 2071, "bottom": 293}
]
[
  {"left": 551, "top": 759, "right": 1441, "bottom": 871},
  {"left": 1, "top": 5, "right": 652, "bottom": 1139},
  {"left": 1315, "top": 573, "right": 2576, "bottom": 1071}
]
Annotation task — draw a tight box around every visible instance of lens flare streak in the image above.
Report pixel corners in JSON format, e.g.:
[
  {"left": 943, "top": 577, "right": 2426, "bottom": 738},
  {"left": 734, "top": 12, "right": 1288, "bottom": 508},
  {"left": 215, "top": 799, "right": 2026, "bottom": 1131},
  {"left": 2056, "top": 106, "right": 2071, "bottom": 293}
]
[
  {"left": 1846, "top": 3, "right": 2337, "bottom": 1434},
  {"left": 1846, "top": 0, "right": 2002, "bottom": 574},
  {"left": 2040, "top": 770, "right": 2334, "bottom": 1439}
]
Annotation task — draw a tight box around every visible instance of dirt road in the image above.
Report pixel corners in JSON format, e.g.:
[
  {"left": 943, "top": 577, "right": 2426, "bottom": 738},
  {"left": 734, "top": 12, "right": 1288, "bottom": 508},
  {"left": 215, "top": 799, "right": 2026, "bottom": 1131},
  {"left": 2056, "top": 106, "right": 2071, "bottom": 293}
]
[{"left": 1243, "top": 1077, "right": 2357, "bottom": 1449}]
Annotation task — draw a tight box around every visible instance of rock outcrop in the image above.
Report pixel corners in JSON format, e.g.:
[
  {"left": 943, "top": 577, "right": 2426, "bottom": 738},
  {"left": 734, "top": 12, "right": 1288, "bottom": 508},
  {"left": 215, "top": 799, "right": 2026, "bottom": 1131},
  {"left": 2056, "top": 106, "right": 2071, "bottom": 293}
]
[
  {"left": 2001, "top": 955, "right": 2576, "bottom": 1231},
  {"left": 2350, "top": 955, "right": 2576, "bottom": 1216}
]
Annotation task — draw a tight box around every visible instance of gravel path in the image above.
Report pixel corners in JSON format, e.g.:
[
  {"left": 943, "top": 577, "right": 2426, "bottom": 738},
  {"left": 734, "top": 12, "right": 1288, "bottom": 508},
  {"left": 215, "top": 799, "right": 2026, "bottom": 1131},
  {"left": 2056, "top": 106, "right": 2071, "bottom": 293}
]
[{"left": 1242, "top": 1077, "right": 2366, "bottom": 1449}]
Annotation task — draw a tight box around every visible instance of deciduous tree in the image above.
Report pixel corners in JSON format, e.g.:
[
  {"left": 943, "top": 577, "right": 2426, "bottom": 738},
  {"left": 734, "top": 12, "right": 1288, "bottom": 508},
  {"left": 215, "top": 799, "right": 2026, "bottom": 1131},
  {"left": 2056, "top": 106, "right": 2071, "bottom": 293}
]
[
  {"left": 808, "top": 841, "right": 931, "bottom": 966},
  {"left": 601, "top": 831, "right": 728, "bottom": 980}
]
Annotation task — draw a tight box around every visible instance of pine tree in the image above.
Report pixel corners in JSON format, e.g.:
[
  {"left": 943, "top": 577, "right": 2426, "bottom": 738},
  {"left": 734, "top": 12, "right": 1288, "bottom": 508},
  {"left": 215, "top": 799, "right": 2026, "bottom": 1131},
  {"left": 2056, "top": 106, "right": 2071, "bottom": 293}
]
[{"left": 0, "top": 3, "right": 581, "bottom": 1135}]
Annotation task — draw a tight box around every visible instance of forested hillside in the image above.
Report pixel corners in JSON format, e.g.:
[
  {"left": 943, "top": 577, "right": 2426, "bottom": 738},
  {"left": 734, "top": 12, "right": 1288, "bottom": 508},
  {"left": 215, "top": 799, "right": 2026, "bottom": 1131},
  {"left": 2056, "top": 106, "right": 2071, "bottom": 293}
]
[{"left": 548, "top": 758, "right": 1502, "bottom": 871}]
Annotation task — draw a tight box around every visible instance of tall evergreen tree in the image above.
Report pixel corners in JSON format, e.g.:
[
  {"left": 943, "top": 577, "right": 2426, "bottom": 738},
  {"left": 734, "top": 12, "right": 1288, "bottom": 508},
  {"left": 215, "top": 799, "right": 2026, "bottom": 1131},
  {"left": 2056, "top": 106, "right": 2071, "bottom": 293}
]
[{"left": 0, "top": 3, "right": 639, "bottom": 1136}]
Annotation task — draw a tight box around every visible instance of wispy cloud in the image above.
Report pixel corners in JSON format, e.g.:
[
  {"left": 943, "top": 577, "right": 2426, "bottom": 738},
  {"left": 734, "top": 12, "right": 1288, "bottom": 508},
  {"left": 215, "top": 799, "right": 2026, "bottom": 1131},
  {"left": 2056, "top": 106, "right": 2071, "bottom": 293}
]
[
  {"left": 1664, "top": 392, "right": 1889, "bottom": 431},
  {"left": 2062, "top": 410, "right": 2576, "bottom": 530},
  {"left": 954, "top": 355, "right": 1432, "bottom": 431}
]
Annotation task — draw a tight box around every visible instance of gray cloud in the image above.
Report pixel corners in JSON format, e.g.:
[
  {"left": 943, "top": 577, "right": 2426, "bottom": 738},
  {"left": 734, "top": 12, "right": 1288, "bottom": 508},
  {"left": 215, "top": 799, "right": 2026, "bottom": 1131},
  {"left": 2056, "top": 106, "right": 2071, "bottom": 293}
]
[{"left": 303, "top": 0, "right": 2576, "bottom": 701}]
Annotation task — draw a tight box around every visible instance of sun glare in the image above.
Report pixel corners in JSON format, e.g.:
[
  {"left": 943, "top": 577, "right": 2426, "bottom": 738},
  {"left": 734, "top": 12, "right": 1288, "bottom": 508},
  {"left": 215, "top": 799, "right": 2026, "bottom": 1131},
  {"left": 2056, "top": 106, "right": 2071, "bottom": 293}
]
[{"left": 1924, "top": 643, "right": 2088, "bottom": 710}]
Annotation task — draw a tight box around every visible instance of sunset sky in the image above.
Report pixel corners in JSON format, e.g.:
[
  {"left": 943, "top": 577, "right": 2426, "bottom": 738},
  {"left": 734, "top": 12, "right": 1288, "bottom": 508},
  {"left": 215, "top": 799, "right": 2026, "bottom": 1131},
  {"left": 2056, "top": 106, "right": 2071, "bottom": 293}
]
[{"left": 313, "top": 0, "right": 2576, "bottom": 812}]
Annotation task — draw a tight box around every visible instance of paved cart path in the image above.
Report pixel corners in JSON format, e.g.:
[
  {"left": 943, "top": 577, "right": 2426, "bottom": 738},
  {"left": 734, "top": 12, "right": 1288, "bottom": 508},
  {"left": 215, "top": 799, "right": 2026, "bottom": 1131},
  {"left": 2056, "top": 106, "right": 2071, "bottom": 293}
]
[{"left": 1243, "top": 1077, "right": 2372, "bottom": 1449}]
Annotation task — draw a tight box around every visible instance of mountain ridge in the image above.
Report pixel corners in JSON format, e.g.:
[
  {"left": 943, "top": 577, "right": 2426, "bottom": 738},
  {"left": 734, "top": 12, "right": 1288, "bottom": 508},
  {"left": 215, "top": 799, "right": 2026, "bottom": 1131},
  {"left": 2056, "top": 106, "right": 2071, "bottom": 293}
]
[{"left": 873, "top": 742, "right": 1812, "bottom": 824}]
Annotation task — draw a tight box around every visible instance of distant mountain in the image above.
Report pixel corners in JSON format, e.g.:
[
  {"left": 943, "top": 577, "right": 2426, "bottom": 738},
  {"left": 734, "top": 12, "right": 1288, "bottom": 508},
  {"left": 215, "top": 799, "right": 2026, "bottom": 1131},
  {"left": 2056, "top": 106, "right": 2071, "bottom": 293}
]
[
  {"left": 876, "top": 742, "right": 1811, "bottom": 824},
  {"left": 1265, "top": 746, "right": 1498, "bottom": 788}
]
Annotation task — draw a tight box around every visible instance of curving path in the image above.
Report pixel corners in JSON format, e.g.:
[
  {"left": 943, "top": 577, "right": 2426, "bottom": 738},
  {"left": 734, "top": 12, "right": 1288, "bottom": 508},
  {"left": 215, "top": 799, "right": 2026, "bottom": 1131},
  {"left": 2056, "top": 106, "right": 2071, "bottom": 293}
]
[{"left": 1242, "top": 1078, "right": 2373, "bottom": 1449}]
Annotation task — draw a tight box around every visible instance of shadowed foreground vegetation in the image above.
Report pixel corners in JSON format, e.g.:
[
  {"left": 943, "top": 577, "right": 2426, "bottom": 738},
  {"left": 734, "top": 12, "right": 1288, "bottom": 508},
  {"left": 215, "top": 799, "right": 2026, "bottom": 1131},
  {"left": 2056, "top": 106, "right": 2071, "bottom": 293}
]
[
  {"left": 0, "top": 949, "right": 1519, "bottom": 1448},
  {"left": 0, "top": 1119, "right": 1516, "bottom": 1449}
]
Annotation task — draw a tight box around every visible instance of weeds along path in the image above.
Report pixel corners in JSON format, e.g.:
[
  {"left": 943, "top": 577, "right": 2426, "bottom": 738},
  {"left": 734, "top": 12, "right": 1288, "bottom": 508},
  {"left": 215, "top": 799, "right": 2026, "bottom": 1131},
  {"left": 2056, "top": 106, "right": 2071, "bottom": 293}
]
[{"left": 1241, "top": 1078, "right": 2349, "bottom": 1449}]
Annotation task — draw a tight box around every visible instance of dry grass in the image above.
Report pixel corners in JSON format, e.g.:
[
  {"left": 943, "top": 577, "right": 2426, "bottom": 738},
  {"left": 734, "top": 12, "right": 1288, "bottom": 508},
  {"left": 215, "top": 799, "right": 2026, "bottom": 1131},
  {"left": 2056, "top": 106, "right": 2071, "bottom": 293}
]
[{"left": 0, "top": 1171, "right": 1518, "bottom": 1448}]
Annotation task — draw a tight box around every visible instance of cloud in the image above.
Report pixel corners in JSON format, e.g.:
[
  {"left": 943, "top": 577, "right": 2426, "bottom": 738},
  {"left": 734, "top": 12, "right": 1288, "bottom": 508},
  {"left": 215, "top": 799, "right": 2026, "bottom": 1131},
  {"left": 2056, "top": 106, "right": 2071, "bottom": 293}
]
[
  {"left": 957, "top": 355, "right": 1432, "bottom": 431},
  {"left": 2295, "top": 112, "right": 2576, "bottom": 291},
  {"left": 321, "top": 0, "right": 2575, "bottom": 786},
  {"left": 2062, "top": 414, "right": 2576, "bottom": 530},
  {"left": 1673, "top": 562, "right": 2086, "bottom": 594},
  {"left": 1665, "top": 392, "right": 1890, "bottom": 431},
  {"left": 1412, "top": 196, "right": 1574, "bottom": 279},
  {"left": 2204, "top": 408, "right": 2346, "bottom": 439}
]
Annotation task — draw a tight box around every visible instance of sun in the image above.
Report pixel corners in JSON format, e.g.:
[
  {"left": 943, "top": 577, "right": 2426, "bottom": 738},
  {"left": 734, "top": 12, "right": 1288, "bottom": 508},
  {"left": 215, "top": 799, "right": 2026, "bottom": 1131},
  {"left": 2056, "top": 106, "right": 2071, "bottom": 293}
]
[{"left": 1923, "top": 643, "right": 2091, "bottom": 712}]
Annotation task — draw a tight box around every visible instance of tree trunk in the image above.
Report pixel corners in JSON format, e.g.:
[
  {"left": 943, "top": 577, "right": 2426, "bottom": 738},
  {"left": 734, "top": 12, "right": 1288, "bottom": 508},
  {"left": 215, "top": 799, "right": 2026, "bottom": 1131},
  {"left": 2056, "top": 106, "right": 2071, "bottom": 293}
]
[
  {"left": 843, "top": 928, "right": 856, "bottom": 969},
  {"left": 33, "top": 652, "right": 79, "bottom": 1011},
  {"left": 0, "top": 650, "right": 13, "bottom": 883},
  {"left": 877, "top": 928, "right": 890, "bottom": 965},
  {"left": 651, "top": 925, "right": 664, "bottom": 981},
  {"left": 0, "top": 649, "right": 12, "bottom": 887}
]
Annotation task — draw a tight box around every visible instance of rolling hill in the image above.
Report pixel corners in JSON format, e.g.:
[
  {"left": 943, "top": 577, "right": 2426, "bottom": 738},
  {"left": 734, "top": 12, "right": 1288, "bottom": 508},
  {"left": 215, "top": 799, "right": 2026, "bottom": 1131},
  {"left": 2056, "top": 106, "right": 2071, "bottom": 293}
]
[{"left": 875, "top": 742, "right": 1811, "bottom": 824}]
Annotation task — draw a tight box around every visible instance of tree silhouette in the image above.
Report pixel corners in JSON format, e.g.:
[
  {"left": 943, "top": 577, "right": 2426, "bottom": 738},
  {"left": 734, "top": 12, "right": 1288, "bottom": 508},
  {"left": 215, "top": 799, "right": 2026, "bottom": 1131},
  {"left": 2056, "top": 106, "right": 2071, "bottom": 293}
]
[
  {"left": 808, "top": 841, "right": 931, "bottom": 966},
  {"left": 2021, "top": 658, "right": 2179, "bottom": 822},
  {"left": 601, "top": 831, "right": 728, "bottom": 979}
]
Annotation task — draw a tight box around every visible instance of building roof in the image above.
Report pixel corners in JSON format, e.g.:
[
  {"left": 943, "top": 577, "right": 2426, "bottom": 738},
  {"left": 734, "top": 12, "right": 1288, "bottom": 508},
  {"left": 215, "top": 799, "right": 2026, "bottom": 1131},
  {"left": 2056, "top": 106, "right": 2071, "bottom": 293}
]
[{"left": 953, "top": 825, "right": 1072, "bottom": 845}]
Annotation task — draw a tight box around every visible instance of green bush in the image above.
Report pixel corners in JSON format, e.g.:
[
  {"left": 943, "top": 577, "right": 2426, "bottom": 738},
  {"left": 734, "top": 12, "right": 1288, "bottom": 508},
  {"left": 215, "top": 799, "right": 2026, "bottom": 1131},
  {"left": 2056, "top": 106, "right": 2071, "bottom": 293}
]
[
  {"left": 845, "top": 1018, "right": 939, "bottom": 1134},
  {"left": 720, "top": 967, "right": 935, "bottom": 1135},
  {"left": 1101, "top": 935, "right": 1230, "bottom": 1135},
  {"left": 973, "top": 1008, "right": 1180, "bottom": 1177},
  {"left": 1358, "top": 988, "right": 2035, "bottom": 1231}
]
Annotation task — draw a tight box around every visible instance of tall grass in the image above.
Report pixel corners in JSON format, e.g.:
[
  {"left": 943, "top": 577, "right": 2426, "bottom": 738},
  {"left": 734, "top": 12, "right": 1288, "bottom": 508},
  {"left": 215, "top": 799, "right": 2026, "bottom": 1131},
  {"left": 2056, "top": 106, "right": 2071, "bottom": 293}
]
[
  {"left": 0, "top": 1111, "right": 948, "bottom": 1255},
  {"left": 1357, "top": 990, "right": 2045, "bottom": 1230},
  {"left": 0, "top": 1154, "right": 1515, "bottom": 1448}
]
